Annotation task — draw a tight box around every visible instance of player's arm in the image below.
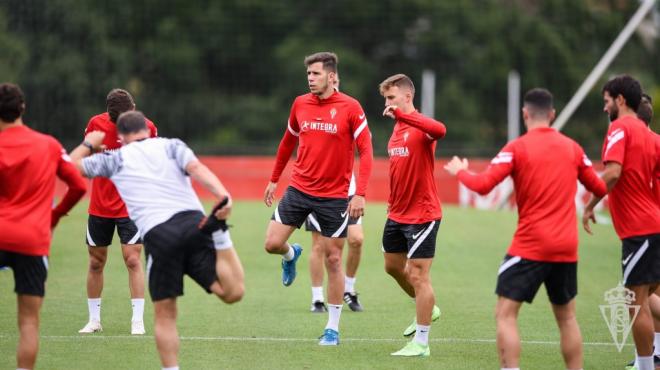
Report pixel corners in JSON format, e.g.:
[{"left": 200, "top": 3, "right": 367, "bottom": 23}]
[
  {"left": 186, "top": 160, "right": 232, "bottom": 220},
  {"left": 51, "top": 148, "right": 87, "bottom": 228},
  {"left": 388, "top": 107, "right": 446, "bottom": 140},
  {"left": 70, "top": 131, "right": 108, "bottom": 176},
  {"left": 445, "top": 147, "right": 514, "bottom": 195},
  {"left": 265, "top": 105, "right": 300, "bottom": 207},
  {"left": 347, "top": 108, "right": 373, "bottom": 218},
  {"left": 582, "top": 161, "right": 622, "bottom": 235}
]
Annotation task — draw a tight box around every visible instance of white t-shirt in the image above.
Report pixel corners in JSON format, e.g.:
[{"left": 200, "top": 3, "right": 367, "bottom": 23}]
[{"left": 82, "top": 137, "right": 205, "bottom": 237}]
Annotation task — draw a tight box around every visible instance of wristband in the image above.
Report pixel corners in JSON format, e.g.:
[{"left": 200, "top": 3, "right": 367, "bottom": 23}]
[{"left": 81, "top": 141, "right": 94, "bottom": 152}]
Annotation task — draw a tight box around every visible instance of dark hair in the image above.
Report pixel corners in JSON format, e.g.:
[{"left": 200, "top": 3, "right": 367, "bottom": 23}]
[
  {"left": 379, "top": 74, "right": 416, "bottom": 97},
  {"left": 106, "top": 88, "right": 135, "bottom": 123},
  {"left": 117, "top": 111, "right": 147, "bottom": 134},
  {"left": 638, "top": 93, "right": 653, "bottom": 126},
  {"left": 0, "top": 83, "right": 25, "bottom": 122},
  {"left": 602, "top": 75, "right": 642, "bottom": 111},
  {"left": 304, "top": 52, "right": 338, "bottom": 73},
  {"left": 523, "top": 88, "right": 554, "bottom": 118}
]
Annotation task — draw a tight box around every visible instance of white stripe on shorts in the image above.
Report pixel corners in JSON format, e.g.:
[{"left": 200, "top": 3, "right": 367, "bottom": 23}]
[
  {"left": 86, "top": 225, "right": 97, "bottom": 246},
  {"left": 407, "top": 221, "right": 436, "bottom": 258},
  {"left": 307, "top": 214, "right": 322, "bottom": 233},
  {"left": 42, "top": 256, "right": 49, "bottom": 270},
  {"left": 623, "top": 239, "right": 649, "bottom": 285},
  {"left": 331, "top": 213, "right": 350, "bottom": 238},
  {"left": 146, "top": 254, "right": 153, "bottom": 283},
  {"left": 498, "top": 256, "right": 522, "bottom": 275},
  {"left": 126, "top": 231, "right": 140, "bottom": 245},
  {"left": 274, "top": 206, "right": 282, "bottom": 223}
]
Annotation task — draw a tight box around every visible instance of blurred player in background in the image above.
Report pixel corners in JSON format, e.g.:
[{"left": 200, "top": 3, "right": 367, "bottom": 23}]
[
  {"left": 0, "top": 82, "right": 87, "bottom": 370},
  {"left": 79, "top": 89, "right": 157, "bottom": 335},
  {"left": 447, "top": 88, "right": 607, "bottom": 369}
]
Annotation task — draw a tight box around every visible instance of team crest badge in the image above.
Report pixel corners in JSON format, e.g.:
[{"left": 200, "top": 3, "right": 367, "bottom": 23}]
[
  {"left": 403, "top": 132, "right": 409, "bottom": 143},
  {"left": 600, "top": 282, "right": 639, "bottom": 352},
  {"left": 330, "top": 108, "right": 337, "bottom": 119}
]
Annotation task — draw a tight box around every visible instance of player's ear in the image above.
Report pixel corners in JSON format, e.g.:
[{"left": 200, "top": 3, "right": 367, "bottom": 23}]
[{"left": 548, "top": 109, "right": 556, "bottom": 122}]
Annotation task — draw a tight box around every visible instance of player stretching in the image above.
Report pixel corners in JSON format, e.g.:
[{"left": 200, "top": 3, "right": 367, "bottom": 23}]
[
  {"left": 0, "top": 83, "right": 87, "bottom": 369},
  {"left": 583, "top": 76, "right": 660, "bottom": 370},
  {"left": 379, "top": 74, "right": 446, "bottom": 357},
  {"left": 446, "top": 88, "right": 606, "bottom": 370},
  {"left": 79, "top": 89, "right": 157, "bottom": 335},
  {"left": 264, "top": 52, "right": 373, "bottom": 345}
]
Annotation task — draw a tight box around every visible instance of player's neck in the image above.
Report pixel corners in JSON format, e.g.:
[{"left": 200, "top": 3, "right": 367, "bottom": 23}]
[
  {"left": 0, "top": 117, "right": 23, "bottom": 131},
  {"left": 616, "top": 106, "right": 637, "bottom": 119},
  {"left": 401, "top": 104, "right": 415, "bottom": 114},
  {"left": 525, "top": 121, "right": 550, "bottom": 131},
  {"left": 317, "top": 87, "right": 335, "bottom": 100}
]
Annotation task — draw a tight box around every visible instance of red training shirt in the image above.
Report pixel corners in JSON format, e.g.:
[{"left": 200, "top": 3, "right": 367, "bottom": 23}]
[
  {"left": 602, "top": 115, "right": 660, "bottom": 239},
  {"left": 85, "top": 112, "right": 157, "bottom": 218},
  {"left": 458, "top": 127, "right": 607, "bottom": 262},
  {"left": 270, "top": 91, "right": 373, "bottom": 198},
  {"left": 0, "top": 125, "right": 87, "bottom": 256},
  {"left": 387, "top": 109, "right": 446, "bottom": 224}
]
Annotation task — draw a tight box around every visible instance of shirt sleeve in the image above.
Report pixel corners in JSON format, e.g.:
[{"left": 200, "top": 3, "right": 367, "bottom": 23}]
[
  {"left": 82, "top": 151, "right": 123, "bottom": 178},
  {"left": 147, "top": 119, "right": 158, "bottom": 137},
  {"left": 603, "top": 123, "right": 626, "bottom": 165},
  {"left": 575, "top": 143, "right": 607, "bottom": 198},
  {"left": 350, "top": 102, "right": 373, "bottom": 196},
  {"left": 53, "top": 146, "right": 87, "bottom": 223},
  {"left": 393, "top": 109, "right": 446, "bottom": 140},
  {"left": 457, "top": 142, "right": 515, "bottom": 195},
  {"left": 270, "top": 101, "right": 300, "bottom": 183},
  {"left": 83, "top": 118, "right": 95, "bottom": 136},
  {"left": 165, "top": 139, "right": 198, "bottom": 171}
]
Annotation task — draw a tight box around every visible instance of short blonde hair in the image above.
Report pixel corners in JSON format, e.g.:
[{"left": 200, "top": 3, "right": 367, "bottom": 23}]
[{"left": 379, "top": 74, "right": 415, "bottom": 96}]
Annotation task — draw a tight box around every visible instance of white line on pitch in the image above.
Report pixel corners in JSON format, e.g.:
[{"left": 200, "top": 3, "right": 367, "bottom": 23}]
[{"left": 0, "top": 334, "right": 631, "bottom": 347}]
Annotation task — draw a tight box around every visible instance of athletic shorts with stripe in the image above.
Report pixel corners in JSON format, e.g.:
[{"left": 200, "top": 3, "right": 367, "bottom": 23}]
[
  {"left": 272, "top": 186, "right": 350, "bottom": 238},
  {"left": 621, "top": 233, "right": 660, "bottom": 286},
  {"left": 86, "top": 215, "right": 141, "bottom": 247},
  {"left": 0, "top": 250, "right": 48, "bottom": 297},
  {"left": 143, "top": 211, "right": 222, "bottom": 301},
  {"left": 495, "top": 254, "right": 577, "bottom": 305},
  {"left": 305, "top": 195, "right": 361, "bottom": 233},
  {"left": 381, "top": 218, "right": 440, "bottom": 259}
]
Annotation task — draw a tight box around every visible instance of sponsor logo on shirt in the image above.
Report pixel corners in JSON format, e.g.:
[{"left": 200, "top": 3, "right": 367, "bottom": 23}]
[
  {"left": 300, "top": 121, "right": 338, "bottom": 134},
  {"left": 388, "top": 147, "right": 409, "bottom": 157}
]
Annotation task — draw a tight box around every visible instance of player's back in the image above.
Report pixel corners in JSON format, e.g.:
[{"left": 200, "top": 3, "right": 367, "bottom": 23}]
[
  {"left": 508, "top": 127, "right": 586, "bottom": 262},
  {"left": 0, "top": 125, "right": 63, "bottom": 253}
]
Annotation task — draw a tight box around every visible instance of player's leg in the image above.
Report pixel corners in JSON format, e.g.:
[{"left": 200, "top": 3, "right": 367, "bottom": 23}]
[
  {"left": 117, "top": 217, "right": 146, "bottom": 334},
  {"left": 382, "top": 219, "right": 414, "bottom": 297},
  {"left": 495, "top": 296, "right": 523, "bottom": 368},
  {"left": 154, "top": 298, "right": 179, "bottom": 369},
  {"left": 308, "top": 229, "right": 327, "bottom": 312},
  {"left": 81, "top": 215, "right": 113, "bottom": 333},
  {"left": 210, "top": 247, "right": 245, "bottom": 304},
  {"left": 344, "top": 222, "right": 364, "bottom": 312},
  {"left": 17, "top": 295, "right": 43, "bottom": 370},
  {"left": 651, "top": 289, "right": 660, "bottom": 362},
  {"left": 546, "top": 261, "right": 581, "bottom": 370}
]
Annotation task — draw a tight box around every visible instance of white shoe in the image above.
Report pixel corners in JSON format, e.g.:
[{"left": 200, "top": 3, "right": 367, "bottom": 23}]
[
  {"left": 78, "top": 320, "right": 102, "bottom": 334},
  {"left": 131, "top": 320, "right": 145, "bottom": 335}
]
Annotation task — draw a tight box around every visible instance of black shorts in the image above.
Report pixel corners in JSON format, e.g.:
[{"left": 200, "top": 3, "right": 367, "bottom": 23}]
[
  {"left": 143, "top": 211, "right": 217, "bottom": 301},
  {"left": 0, "top": 250, "right": 48, "bottom": 297},
  {"left": 381, "top": 218, "right": 440, "bottom": 259},
  {"left": 621, "top": 234, "right": 660, "bottom": 286},
  {"left": 495, "top": 254, "right": 577, "bottom": 305},
  {"left": 272, "top": 186, "right": 350, "bottom": 238},
  {"left": 86, "top": 215, "right": 141, "bottom": 247}
]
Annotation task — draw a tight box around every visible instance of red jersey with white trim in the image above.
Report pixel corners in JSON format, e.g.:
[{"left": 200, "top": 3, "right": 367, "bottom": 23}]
[
  {"left": 602, "top": 115, "right": 660, "bottom": 239},
  {"left": 270, "top": 91, "right": 373, "bottom": 198},
  {"left": 85, "top": 112, "right": 157, "bottom": 218},
  {"left": 387, "top": 109, "right": 446, "bottom": 224},
  {"left": 458, "top": 127, "right": 607, "bottom": 262},
  {"left": 1, "top": 125, "right": 87, "bottom": 256}
]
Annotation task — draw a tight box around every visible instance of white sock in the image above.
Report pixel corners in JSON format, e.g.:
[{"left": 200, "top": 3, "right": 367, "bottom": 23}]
[
  {"left": 344, "top": 276, "right": 356, "bottom": 293},
  {"left": 654, "top": 333, "right": 660, "bottom": 356},
  {"left": 162, "top": 367, "right": 179, "bottom": 370},
  {"left": 212, "top": 230, "right": 233, "bottom": 250},
  {"left": 88, "top": 298, "right": 101, "bottom": 322},
  {"left": 131, "top": 298, "right": 145, "bottom": 322},
  {"left": 638, "top": 356, "right": 654, "bottom": 370},
  {"left": 282, "top": 244, "right": 295, "bottom": 261},
  {"left": 414, "top": 324, "right": 430, "bottom": 346},
  {"left": 325, "top": 304, "right": 343, "bottom": 332},
  {"left": 312, "top": 286, "right": 324, "bottom": 302}
]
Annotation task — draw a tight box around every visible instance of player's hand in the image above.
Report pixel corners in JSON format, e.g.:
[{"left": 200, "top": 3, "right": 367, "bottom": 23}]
[
  {"left": 51, "top": 209, "right": 64, "bottom": 229},
  {"left": 347, "top": 195, "right": 365, "bottom": 219},
  {"left": 383, "top": 105, "right": 398, "bottom": 119},
  {"left": 214, "top": 196, "right": 232, "bottom": 220},
  {"left": 264, "top": 182, "right": 277, "bottom": 207},
  {"left": 444, "top": 156, "right": 469, "bottom": 176},
  {"left": 84, "top": 131, "right": 106, "bottom": 151},
  {"left": 582, "top": 206, "right": 596, "bottom": 235}
]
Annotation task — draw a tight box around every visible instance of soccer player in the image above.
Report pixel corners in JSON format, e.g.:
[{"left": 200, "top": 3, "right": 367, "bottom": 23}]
[
  {"left": 446, "top": 88, "right": 607, "bottom": 370},
  {"left": 264, "top": 52, "right": 373, "bottom": 345},
  {"left": 0, "top": 82, "right": 87, "bottom": 370},
  {"left": 79, "top": 88, "right": 157, "bottom": 335},
  {"left": 307, "top": 173, "right": 364, "bottom": 312},
  {"left": 306, "top": 76, "right": 364, "bottom": 313},
  {"left": 379, "top": 74, "right": 446, "bottom": 357},
  {"left": 70, "top": 111, "right": 244, "bottom": 370}
]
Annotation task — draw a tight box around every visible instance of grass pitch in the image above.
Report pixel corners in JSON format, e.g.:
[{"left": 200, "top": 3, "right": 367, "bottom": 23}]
[{"left": 0, "top": 201, "right": 631, "bottom": 369}]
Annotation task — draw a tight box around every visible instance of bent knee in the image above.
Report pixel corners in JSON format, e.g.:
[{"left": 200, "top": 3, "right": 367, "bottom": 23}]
[
  {"left": 222, "top": 285, "right": 244, "bottom": 304},
  {"left": 124, "top": 255, "right": 142, "bottom": 270},
  {"left": 347, "top": 235, "right": 363, "bottom": 249}
]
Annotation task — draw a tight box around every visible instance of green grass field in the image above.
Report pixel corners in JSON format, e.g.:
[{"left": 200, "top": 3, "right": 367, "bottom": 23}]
[{"left": 0, "top": 201, "right": 633, "bottom": 369}]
